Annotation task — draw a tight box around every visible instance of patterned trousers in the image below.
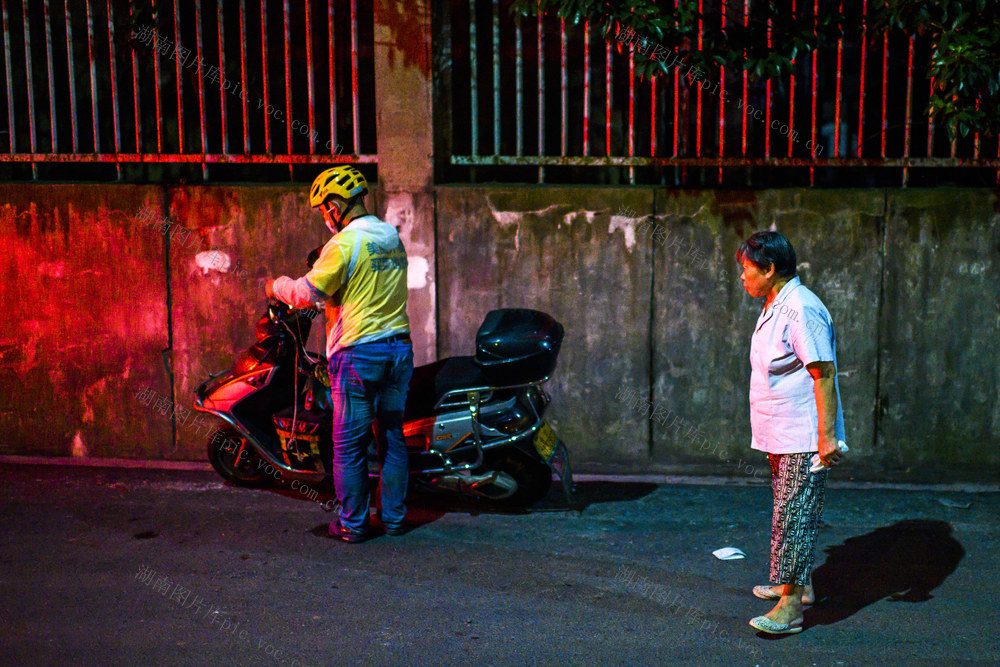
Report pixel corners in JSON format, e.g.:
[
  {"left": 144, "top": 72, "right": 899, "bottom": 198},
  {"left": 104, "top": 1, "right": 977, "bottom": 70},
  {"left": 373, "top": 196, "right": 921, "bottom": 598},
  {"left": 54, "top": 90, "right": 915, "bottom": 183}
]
[{"left": 768, "top": 452, "right": 827, "bottom": 585}]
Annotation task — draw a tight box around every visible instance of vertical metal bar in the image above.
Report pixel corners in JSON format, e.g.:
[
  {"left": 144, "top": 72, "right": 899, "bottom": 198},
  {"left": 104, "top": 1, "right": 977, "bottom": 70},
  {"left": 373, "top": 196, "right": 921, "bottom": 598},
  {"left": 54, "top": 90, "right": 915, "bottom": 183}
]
[
  {"left": 43, "top": 0, "right": 58, "bottom": 152},
  {"left": 2, "top": 2, "right": 15, "bottom": 153},
  {"left": 469, "top": 0, "right": 477, "bottom": 156},
  {"left": 718, "top": 1, "right": 726, "bottom": 181},
  {"left": 173, "top": 0, "right": 184, "bottom": 153},
  {"left": 85, "top": 0, "right": 99, "bottom": 154},
  {"left": 304, "top": 0, "right": 315, "bottom": 154},
  {"left": 130, "top": 4, "right": 141, "bottom": 153},
  {"left": 239, "top": 0, "right": 249, "bottom": 153},
  {"left": 328, "top": 0, "right": 336, "bottom": 154},
  {"left": 926, "top": 76, "right": 934, "bottom": 157},
  {"left": 283, "top": 0, "right": 292, "bottom": 155},
  {"left": 61, "top": 0, "right": 77, "bottom": 153},
  {"left": 516, "top": 14, "right": 523, "bottom": 156},
  {"left": 627, "top": 40, "right": 634, "bottom": 184},
  {"left": 494, "top": 2, "right": 501, "bottom": 155},
  {"left": 880, "top": 27, "right": 887, "bottom": 158},
  {"left": 672, "top": 46, "right": 678, "bottom": 158},
  {"left": 695, "top": 0, "right": 703, "bottom": 159},
  {"left": 902, "top": 35, "right": 913, "bottom": 186},
  {"left": 581, "top": 19, "right": 588, "bottom": 156},
  {"left": 147, "top": 0, "right": 161, "bottom": 153},
  {"left": 261, "top": 0, "right": 271, "bottom": 154},
  {"left": 153, "top": 8, "right": 164, "bottom": 153},
  {"left": 740, "top": 6, "right": 752, "bottom": 157},
  {"left": 949, "top": 97, "right": 957, "bottom": 157},
  {"left": 218, "top": 1, "right": 229, "bottom": 154},
  {"left": 106, "top": 0, "right": 121, "bottom": 177},
  {"left": 650, "top": 76, "right": 656, "bottom": 158},
  {"left": 537, "top": 5, "right": 544, "bottom": 182},
  {"left": 670, "top": 12, "right": 679, "bottom": 184},
  {"left": 604, "top": 38, "right": 610, "bottom": 158},
  {"left": 764, "top": 11, "right": 771, "bottom": 157},
  {"left": 679, "top": 49, "right": 687, "bottom": 184},
  {"left": 559, "top": 16, "right": 566, "bottom": 157},
  {"left": 350, "top": 0, "right": 360, "bottom": 155},
  {"left": 834, "top": 1, "right": 844, "bottom": 157},
  {"left": 195, "top": 0, "right": 208, "bottom": 176},
  {"left": 22, "top": 0, "right": 37, "bottom": 166},
  {"left": 787, "top": 0, "right": 797, "bottom": 158},
  {"left": 857, "top": 0, "right": 867, "bottom": 157},
  {"left": 810, "top": 0, "right": 818, "bottom": 184}
]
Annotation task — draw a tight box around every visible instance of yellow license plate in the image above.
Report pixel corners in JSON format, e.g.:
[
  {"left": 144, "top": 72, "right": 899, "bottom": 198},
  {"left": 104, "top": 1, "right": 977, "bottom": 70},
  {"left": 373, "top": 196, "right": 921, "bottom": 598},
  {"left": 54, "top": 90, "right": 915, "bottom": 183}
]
[{"left": 533, "top": 422, "right": 559, "bottom": 461}]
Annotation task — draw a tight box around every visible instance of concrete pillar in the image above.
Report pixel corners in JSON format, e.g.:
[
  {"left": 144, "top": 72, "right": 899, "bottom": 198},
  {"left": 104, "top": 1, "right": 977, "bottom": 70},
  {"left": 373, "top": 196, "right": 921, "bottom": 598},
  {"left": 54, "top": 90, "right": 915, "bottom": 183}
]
[{"left": 372, "top": 0, "right": 436, "bottom": 364}]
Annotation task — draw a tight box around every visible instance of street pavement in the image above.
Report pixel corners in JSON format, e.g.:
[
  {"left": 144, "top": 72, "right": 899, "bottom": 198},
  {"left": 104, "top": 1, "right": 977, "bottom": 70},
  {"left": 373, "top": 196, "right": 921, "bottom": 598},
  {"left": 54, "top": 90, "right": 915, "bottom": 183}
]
[{"left": 1, "top": 460, "right": 998, "bottom": 666}]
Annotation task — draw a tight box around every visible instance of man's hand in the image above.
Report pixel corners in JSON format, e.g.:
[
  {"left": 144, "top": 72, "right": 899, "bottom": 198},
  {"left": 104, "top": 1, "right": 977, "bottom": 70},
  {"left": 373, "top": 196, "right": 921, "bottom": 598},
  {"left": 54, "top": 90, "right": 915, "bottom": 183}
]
[{"left": 265, "top": 278, "right": 275, "bottom": 299}]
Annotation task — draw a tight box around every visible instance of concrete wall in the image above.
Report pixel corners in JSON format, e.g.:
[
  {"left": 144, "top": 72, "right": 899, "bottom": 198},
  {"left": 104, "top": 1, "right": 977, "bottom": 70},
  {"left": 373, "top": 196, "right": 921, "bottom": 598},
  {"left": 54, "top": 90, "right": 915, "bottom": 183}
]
[
  {"left": 0, "top": 184, "right": 435, "bottom": 461},
  {"left": 435, "top": 186, "right": 1000, "bottom": 475},
  {"left": 649, "top": 189, "right": 886, "bottom": 470},
  {"left": 878, "top": 191, "right": 1000, "bottom": 467},
  {"left": 0, "top": 186, "right": 170, "bottom": 458},
  {"left": 2, "top": 185, "right": 998, "bottom": 473},
  {"left": 435, "top": 187, "right": 655, "bottom": 466}
]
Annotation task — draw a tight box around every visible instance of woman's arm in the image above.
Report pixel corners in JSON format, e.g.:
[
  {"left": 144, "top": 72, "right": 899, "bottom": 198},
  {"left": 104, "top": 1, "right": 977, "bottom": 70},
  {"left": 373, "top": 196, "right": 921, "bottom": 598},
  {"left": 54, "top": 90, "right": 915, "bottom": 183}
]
[{"left": 806, "top": 360, "right": 843, "bottom": 466}]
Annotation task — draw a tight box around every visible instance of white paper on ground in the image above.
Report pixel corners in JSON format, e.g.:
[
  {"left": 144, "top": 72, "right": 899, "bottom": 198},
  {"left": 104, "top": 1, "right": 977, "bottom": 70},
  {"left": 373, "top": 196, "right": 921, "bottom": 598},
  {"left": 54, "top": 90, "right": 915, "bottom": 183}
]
[{"left": 712, "top": 547, "right": 746, "bottom": 560}]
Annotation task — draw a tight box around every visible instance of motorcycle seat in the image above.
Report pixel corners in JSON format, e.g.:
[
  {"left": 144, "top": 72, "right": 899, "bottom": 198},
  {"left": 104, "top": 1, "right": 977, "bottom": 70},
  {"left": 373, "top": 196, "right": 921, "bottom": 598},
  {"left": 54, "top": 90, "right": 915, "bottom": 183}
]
[{"left": 405, "top": 356, "right": 489, "bottom": 420}]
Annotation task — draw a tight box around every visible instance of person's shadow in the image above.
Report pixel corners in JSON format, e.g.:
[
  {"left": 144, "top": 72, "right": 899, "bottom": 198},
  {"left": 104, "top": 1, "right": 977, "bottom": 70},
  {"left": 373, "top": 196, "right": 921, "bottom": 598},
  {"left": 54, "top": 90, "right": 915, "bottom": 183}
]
[{"left": 804, "top": 519, "right": 965, "bottom": 628}]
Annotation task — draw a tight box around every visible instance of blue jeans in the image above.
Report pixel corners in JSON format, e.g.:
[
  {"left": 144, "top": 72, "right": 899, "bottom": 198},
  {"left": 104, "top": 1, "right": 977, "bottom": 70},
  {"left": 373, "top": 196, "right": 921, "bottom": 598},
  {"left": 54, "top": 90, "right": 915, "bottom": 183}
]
[{"left": 328, "top": 339, "right": 413, "bottom": 533}]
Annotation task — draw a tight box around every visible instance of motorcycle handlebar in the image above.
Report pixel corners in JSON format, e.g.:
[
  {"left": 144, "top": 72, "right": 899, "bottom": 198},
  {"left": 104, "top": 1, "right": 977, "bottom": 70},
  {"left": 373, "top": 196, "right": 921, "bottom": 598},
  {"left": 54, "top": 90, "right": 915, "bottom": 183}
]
[{"left": 267, "top": 298, "right": 290, "bottom": 321}]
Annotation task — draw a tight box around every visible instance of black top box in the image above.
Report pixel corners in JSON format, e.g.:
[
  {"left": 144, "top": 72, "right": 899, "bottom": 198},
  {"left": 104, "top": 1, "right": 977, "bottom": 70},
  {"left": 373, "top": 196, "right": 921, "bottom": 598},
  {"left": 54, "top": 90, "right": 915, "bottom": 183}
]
[{"left": 474, "top": 309, "right": 564, "bottom": 385}]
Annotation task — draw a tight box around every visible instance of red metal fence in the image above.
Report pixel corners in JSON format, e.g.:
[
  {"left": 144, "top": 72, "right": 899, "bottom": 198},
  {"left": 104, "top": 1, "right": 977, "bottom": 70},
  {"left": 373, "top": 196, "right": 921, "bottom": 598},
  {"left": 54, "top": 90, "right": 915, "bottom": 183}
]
[
  {"left": 439, "top": 0, "right": 1000, "bottom": 187},
  {"left": 0, "top": 0, "right": 376, "bottom": 182},
  {"left": 4, "top": 1, "right": 998, "bottom": 187}
]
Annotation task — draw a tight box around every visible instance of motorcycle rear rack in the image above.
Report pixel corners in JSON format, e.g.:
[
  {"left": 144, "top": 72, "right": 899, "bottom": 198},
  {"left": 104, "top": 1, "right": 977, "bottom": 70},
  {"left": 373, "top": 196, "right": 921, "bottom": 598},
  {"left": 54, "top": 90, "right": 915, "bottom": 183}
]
[
  {"left": 432, "top": 376, "right": 552, "bottom": 412},
  {"left": 421, "top": 380, "right": 550, "bottom": 475}
]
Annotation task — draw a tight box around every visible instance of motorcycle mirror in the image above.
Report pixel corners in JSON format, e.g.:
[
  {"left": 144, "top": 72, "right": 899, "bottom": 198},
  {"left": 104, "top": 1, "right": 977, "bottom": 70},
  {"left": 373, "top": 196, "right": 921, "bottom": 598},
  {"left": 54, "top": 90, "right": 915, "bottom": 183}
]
[{"left": 306, "top": 245, "right": 324, "bottom": 269}]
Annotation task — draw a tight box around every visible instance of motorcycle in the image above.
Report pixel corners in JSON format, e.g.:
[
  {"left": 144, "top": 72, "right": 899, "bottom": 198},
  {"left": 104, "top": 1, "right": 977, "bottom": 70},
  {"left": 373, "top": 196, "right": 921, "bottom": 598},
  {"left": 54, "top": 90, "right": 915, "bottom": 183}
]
[{"left": 193, "top": 253, "right": 572, "bottom": 508}]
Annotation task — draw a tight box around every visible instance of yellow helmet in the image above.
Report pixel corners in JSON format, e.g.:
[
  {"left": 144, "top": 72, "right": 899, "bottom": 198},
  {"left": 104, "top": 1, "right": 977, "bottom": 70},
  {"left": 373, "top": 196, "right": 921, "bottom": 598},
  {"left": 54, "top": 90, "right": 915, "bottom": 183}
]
[{"left": 308, "top": 166, "right": 368, "bottom": 208}]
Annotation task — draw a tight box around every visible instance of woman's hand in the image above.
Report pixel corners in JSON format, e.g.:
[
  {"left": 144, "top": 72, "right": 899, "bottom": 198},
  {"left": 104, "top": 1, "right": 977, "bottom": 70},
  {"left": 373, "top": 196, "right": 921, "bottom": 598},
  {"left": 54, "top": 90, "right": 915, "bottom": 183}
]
[
  {"left": 817, "top": 433, "right": 844, "bottom": 467},
  {"left": 807, "top": 361, "right": 842, "bottom": 467}
]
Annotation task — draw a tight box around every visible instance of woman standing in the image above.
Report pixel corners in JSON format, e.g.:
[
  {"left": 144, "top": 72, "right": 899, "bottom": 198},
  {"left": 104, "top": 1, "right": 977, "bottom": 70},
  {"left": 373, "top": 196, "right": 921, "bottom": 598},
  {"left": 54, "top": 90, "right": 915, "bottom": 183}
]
[{"left": 736, "top": 231, "right": 846, "bottom": 635}]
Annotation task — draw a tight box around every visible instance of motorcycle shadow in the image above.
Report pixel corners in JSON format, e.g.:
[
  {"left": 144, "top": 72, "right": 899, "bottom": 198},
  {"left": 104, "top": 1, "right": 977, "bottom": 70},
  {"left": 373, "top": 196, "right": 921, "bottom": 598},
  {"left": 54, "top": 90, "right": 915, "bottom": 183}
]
[
  {"left": 546, "top": 480, "right": 660, "bottom": 512},
  {"left": 266, "top": 479, "right": 660, "bottom": 537},
  {"left": 400, "top": 480, "right": 659, "bottom": 516}
]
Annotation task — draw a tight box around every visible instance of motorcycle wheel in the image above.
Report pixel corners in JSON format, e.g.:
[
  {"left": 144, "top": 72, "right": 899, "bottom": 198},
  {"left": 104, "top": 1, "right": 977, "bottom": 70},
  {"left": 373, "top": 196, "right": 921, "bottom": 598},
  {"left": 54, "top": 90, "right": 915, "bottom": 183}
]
[
  {"left": 484, "top": 446, "right": 552, "bottom": 506},
  {"left": 206, "top": 425, "right": 275, "bottom": 488}
]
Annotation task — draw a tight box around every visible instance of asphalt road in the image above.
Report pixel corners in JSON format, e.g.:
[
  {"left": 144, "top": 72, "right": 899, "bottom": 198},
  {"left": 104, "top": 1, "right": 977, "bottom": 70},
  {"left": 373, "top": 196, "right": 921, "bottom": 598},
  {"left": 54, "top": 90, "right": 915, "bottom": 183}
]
[{"left": 1, "top": 462, "right": 998, "bottom": 666}]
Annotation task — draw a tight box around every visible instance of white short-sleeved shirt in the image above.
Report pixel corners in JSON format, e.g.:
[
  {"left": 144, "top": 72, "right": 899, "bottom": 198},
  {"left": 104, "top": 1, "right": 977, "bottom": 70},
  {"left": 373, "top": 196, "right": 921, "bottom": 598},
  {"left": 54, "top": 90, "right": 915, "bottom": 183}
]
[{"left": 748, "top": 276, "right": 846, "bottom": 454}]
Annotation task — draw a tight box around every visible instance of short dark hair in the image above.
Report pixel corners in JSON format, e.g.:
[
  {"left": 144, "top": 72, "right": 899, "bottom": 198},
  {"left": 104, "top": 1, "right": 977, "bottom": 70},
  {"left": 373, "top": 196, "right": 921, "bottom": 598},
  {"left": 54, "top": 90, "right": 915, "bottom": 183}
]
[{"left": 736, "top": 231, "right": 797, "bottom": 278}]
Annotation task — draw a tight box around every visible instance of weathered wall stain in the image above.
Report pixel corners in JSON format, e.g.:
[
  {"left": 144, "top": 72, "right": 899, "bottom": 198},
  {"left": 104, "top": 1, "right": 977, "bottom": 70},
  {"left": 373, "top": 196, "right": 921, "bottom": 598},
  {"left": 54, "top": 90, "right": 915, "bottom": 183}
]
[
  {"left": 374, "top": 0, "right": 431, "bottom": 78},
  {"left": 0, "top": 185, "right": 170, "bottom": 458}
]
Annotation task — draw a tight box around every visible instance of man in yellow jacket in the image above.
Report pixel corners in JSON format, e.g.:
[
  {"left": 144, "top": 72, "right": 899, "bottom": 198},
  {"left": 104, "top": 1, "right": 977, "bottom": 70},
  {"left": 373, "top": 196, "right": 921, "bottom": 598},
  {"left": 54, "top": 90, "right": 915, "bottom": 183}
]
[{"left": 266, "top": 166, "right": 412, "bottom": 542}]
